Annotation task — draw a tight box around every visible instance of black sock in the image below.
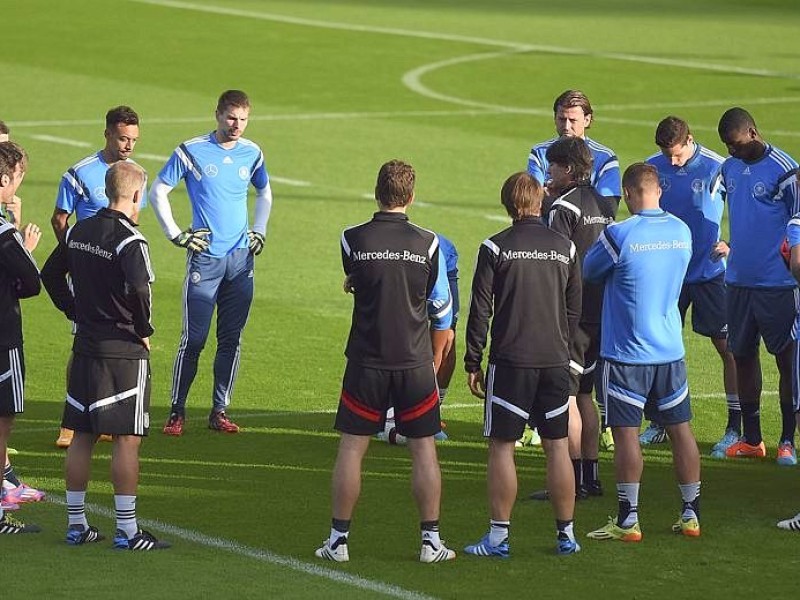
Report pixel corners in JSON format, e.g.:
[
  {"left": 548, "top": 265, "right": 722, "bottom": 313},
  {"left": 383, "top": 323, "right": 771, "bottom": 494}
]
[
  {"left": 582, "top": 459, "right": 599, "bottom": 486},
  {"left": 725, "top": 410, "right": 742, "bottom": 435},
  {"left": 740, "top": 402, "right": 762, "bottom": 445},
  {"left": 332, "top": 518, "right": 351, "bottom": 534},
  {"left": 572, "top": 459, "right": 583, "bottom": 491},
  {"left": 779, "top": 403, "right": 797, "bottom": 444},
  {"left": 420, "top": 520, "right": 439, "bottom": 532}
]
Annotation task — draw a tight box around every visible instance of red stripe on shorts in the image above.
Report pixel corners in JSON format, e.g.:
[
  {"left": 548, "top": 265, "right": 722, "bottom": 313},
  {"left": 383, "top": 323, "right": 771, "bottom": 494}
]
[
  {"left": 340, "top": 389, "right": 382, "bottom": 423},
  {"left": 397, "top": 389, "right": 439, "bottom": 423}
]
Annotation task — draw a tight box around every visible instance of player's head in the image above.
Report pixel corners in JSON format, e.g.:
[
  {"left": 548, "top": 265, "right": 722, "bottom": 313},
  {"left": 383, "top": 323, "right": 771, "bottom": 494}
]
[
  {"left": 215, "top": 90, "right": 251, "bottom": 144},
  {"left": 104, "top": 106, "right": 140, "bottom": 163},
  {"left": 622, "top": 162, "right": 661, "bottom": 214},
  {"left": 655, "top": 116, "right": 695, "bottom": 167},
  {"left": 718, "top": 107, "right": 763, "bottom": 161},
  {"left": 375, "top": 160, "right": 415, "bottom": 209},
  {"left": 105, "top": 161, "right": 147, "bottom": 218},
  {"left": 0, "top": 120, "right": 9, "bottom": 143},
  {"left": 545, "top": 136, "right": 593, "bottom": 195},
  {"left": 501, "top": 172, "right": 543, "bottom": 220},
  {"left": 553, "top": 90, "right": 593, "bottom": 138},
  {"left": 0, "top": 141, "right": 27, "bottom": 202}
]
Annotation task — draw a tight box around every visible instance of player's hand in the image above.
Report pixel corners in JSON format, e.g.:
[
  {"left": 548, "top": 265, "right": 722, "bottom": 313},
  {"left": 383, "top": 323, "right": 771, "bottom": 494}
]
[
  {"left": 343, "top": 275, "right": 355, "bottom": 294},
  {"left": 467, "top": 369, "right": 486, "bottom": 399},
  {"left": 247, "top": 230, "right": 265, "bottom": 255},
  {"left": 21, "top": 222, "right": 41, "bottom": 252},
  {"left": 141, "top": 337, "right": 151, "bottom": 351},
  {"left": 172, "top": 228, "right": 211, "bottom": 252},
  {"left": 710, "top": 240, "right": 729, "bottom": 262}
]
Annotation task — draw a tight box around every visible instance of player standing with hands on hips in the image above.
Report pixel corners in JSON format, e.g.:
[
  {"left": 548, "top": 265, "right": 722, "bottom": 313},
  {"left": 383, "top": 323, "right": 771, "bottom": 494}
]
[{"left": 150, "top": 90, "right": 273, "bottom": 436}]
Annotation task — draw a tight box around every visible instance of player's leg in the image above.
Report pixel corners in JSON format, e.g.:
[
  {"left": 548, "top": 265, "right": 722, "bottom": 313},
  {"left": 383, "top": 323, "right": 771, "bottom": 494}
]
[
  {"left": 167, "top": 253, "right": 223, "bottom": 431},
  {"left": 434, "top": 328, "right": 457, "bottom": 441},
  {"left": 655, "top": 359, "right": 701, "bottom": 537},
  {"left": 317, "top": 362, "right": 387, "bottom": 562},
  {"left": 725, "top": 287, "right": 766, "bottom": 457},
  {"left": 578, "top": 326, "right": 602, "bottom": 496},
  {"left": 588, "top": 360, "right": 645, "bottom": 542},
  {"left": 56, "top": 352, "right": 75, "bottom": 448},
  {"left": 208, "top": 249, "right": 254, "bottom": 432},
  {"left": 0, "top": 348, "right": 39, "bottom": 534},
  {"left": 775, "top": 341, "right": 797, "bottom": 464}
]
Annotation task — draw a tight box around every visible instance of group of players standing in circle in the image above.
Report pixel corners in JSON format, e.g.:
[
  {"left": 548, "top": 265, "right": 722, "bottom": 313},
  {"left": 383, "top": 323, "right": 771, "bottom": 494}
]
[
  {"left": 0, "top": 87, "right": 799, "bottom": 559},
  {"left": 316, "top": 89, "right": 800, "bottom": 562}
]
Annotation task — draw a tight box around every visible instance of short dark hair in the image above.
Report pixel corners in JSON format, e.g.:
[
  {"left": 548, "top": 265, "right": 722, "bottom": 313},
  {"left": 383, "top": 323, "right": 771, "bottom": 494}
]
[
  {"left": 0, "top": 120, "right": 9, "bottom": 136},
  {"left": 0, "top": 141, "right": 26, "bottom": 179},
  {"left": 105, "top": 106, "right": 139, "bottom": 130},
  {"left": 217, "top": 90, "right": 250, "bottom": 114},
  {"left": 655, "top": 116, "right": 690, "bottom": 148},
  {"left": 545, "top": 137, "right": 593, "bottom": 182},
  {"left": 501, "top": 172, "right": 543, "bottom": 220},
  {"left": 553, "top": 90, "right": 593, "bottom": 118},
  {"left": 622, "top": 162, "right": 660, "bottom": 194},
  {"left": 375, "top": 160, "right": 415, "bottom": 208},
  {"left": 718, "top": 107, "right": 756, "bottom": 138}
]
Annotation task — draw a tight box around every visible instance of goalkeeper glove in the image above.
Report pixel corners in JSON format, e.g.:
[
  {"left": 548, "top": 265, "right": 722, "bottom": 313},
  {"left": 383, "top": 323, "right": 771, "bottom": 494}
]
[
  {"left": 172, "top": 228, "right": 211, "bottom": 252},
  {"left": 248, "top": 230, "right": 266, "bottom": 255}
]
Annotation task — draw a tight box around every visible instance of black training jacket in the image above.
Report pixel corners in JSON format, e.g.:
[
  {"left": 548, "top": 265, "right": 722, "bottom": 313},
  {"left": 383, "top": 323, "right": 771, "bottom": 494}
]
[{"left": 0, "top": 218, "right": 41, "bottom": 349}]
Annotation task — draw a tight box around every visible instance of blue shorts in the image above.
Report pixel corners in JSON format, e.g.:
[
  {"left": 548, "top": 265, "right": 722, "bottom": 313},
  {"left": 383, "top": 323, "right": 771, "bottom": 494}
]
[
  {"left": 484, "top": 363, "right": 570, "bottom": 441},
  {"left": 727, "top": 286, "right": 797, "bottom": 357},
  {"left": 679, "top": 274, "right": 727, "bottom": 339},
  {"left": 596, "top": 358, "right": 692, "bottom": 428}
]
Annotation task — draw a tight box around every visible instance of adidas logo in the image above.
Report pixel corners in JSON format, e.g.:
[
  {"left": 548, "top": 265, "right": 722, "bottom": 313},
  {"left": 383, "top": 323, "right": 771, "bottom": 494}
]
[
  {"left": 677, "top": 168, "right": 687, "bottom": 175},
  {"left": 742, "top": 166, "right": 750, "bottom": 175},
  {"left": 223, "top": 156, "right": 233, "bottom": 164}
]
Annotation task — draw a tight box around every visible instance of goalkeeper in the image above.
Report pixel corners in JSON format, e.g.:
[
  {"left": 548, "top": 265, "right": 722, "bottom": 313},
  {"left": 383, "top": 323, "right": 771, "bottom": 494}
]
[{"left": 149, "top": 90, "right": 273, "bottom": 436}]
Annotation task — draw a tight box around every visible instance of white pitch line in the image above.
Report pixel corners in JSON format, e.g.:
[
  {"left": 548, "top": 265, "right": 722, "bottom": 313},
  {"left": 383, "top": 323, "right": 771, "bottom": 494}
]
[
  {"left": 29, "top": 134, "right": 92, "bottom": 148},
  {"left": 126, "top": 0, "right": 800, "bottom": 80},
  {"left": 47, "top": 497, "right": 438, "bottom": 600}
]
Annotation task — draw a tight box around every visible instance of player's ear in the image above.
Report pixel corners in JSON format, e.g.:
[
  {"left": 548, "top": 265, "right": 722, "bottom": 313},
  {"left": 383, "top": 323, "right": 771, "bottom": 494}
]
[{"left": 0, "top": 173, "right": 8, "bottom": 187}]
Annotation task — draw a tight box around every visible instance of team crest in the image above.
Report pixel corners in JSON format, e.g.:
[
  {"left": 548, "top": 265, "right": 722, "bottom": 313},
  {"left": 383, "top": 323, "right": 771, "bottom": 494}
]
[
  {"left": 190, "top": 271, "right": 202, "bottom": 284},
  {"left": 204, "top": 164, "right": 219, "bottom": 177},
  {"left": 691, "top": 179, "right": 704, "bottom": 193},
  {"left": 238, "top": 166, "right": 250, "bottom": 180},
  {"left": 753, "top": 182, "right": 767, "bottom": 197}
]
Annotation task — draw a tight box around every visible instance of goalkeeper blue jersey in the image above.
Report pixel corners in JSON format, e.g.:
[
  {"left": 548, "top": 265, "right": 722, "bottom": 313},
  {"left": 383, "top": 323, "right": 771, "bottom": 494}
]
[
  {"left": 437, "top": 233, "right": 459, "bottom": 320},
  {"left": 584, "top": 209, "right": 691, "bottom": 364},
  {"left": 55, "top": 152, "right": 148, "bottom": 221},
  {"left": 158, "top": 132, "right": 269, "bottom": 257},
  {"left": 715, "top": 144, "right": 799, "bottom": 288},
  {"left": 647, "top": 143, "right": 725, "bottom": 283},
  {"left": 528, "top": 136, "right": 621, "bottom": 198}
]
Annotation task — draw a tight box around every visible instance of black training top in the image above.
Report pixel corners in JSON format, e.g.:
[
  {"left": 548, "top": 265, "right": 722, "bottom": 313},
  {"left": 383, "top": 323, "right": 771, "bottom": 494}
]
[{"left": 0, "top": 218, "right": 41, "bottom": 349}]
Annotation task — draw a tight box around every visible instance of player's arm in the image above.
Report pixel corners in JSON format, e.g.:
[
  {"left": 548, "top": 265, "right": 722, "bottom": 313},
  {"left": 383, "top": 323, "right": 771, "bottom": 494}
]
[
  {"left": 40, "top": 240, "right": 74, "bottom": 318},
  {"left": 118, "top": 238, "right": 155, "bottom": 341},
  {"left": 0, "top": 225, "right": 41, "bottom": 299},
  {"left": 464, "top": 240, "right": 496, "bottom": 398},
  {"left": 246, "top": 151, "right": 272, "bottom": 256},
  {"left": 547, "top": 202, "right": 578, "bottom": 239},
  {"left": 527, "top": 148, "right": 546, "bottom": 184},
  {"left": 787, "top": 214, "right": 800, "bottom": 283},
  {"left": 583, "top": 227, "right": 618, "bottom": 284},
  {"left": 596, "top": 156, "right": 622, "bottom": 201},
  {"left": 565, "top": 241, "right": 583, "bottom": 340},
  {"left": 52, "top": 171, "right": 82, "bottom": 241},
  {"left": 427, "top": 245, "right": 453, "bottom": 373}
]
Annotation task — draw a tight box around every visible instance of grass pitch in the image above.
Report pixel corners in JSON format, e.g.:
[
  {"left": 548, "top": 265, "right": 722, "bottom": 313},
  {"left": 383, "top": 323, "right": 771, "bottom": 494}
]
[{"left": 2, "top": 0, "right": 800, "bottom": 597}]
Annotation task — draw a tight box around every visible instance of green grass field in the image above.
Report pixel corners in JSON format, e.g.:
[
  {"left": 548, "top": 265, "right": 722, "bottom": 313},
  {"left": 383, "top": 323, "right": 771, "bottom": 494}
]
[{"left": 2, "top": 0, "right": 800, "bottom": 597}]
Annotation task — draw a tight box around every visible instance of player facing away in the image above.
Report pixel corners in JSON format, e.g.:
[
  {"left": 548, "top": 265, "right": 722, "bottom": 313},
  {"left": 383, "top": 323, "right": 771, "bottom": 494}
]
[
  {"left": 714, "top": 108, "right": 799, "bottom": 463},
  {"left": 315, "top": 160, "right": 455, "bottom": 564},
  {"left": 51, "top": 105, "right": 144, "bottom": 449},
  {"left": 463, "top": 172, "right": 582, "bottom": 557},
  {"left": 775, "top": 213, "right": 800, "bottom": 531},
  {"left": 42, "top": 161, "right": 168, "bottom": 550},
  {"left": 150, "top": 90, "right": 273, "bottom": 436},
  {"left": 0, "top": 142, "right": 42, "bottom": 534},
  {"left": 528, "top": 89, "right": 621, "bottom": 201},
  {"left": 641, "top": 116, "right": 739, "bottom": 457},
  {"left": 584, "top": 163, "right": 701, "bottom": 542},
  {"left": 378, "top": 232, "right": 458, "bottom": 444},
  {"left": 528, "top": 137, "right": 617, "bottom": 503}
]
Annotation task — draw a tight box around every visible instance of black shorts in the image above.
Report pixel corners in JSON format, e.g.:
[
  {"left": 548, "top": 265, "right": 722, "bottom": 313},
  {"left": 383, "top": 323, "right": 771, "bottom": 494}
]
[
  {"left": 727, "top": 286, "right": 797, "bottom": 357},
  {"left": 568, "top": 322, "right": 600, "bottom": 395},
  {"left": 335, "top": 361, "right": 440, "bottom": 438},
  {"left": 678, "top": 274, "right": 728, "bottom": 339},
  {"left": 484, "top": 363, "right": 570, "bottom": 441},
  {"left": 0, "top": 347, "right": 24, "bottom": 417},
  {"left": 63, "top": 354, "right": 151, "bottom": 436}
]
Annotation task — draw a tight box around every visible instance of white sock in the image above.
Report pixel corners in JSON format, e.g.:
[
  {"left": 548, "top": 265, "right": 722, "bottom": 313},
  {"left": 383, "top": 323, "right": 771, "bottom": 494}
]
[
  {"left": 617, "top": 482, "right": 640, "bottom": 527},
  {"left": 66, "top": 490, "right": 89, "bottom": 529},
  {"left": 489, "top": 520, "right": 510, "bottom": 546},
  {"left": 114, "top": 494, "right": 138, "bottom": 538},
  {"left": 329, "top": 527, "right": 349, "bottom": 545},
  {"left": 726, "top": 394, "right": 741, "bottom": 412}
]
